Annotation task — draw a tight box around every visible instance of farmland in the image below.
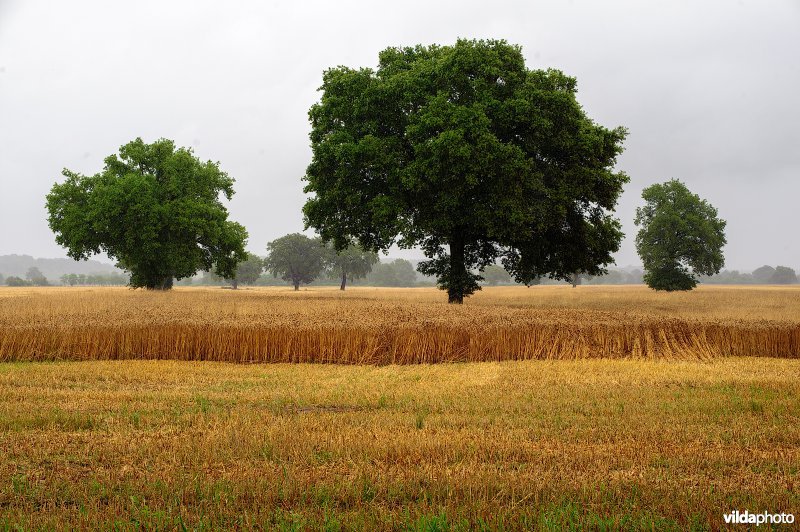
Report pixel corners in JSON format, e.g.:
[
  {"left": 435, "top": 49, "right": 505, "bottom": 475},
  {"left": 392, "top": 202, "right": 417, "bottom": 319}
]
[
  {"left": 0, "top": 285, "right": 799, "bottom": 363},
  {"left": 1, "top": 286, "right": 799, "bottom": 529},
  {"left": 1, "top": 357, "right": 798, "bottom": 529}
]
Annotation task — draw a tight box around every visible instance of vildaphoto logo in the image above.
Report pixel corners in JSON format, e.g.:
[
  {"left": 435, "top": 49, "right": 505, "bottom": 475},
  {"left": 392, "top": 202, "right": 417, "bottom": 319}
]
[{"left": 723, "top": 510, "right": 795, "bottom": 526}]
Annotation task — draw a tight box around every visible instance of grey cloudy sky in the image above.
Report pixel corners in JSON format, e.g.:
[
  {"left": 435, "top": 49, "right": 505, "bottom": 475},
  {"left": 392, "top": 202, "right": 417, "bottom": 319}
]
[{"left": 1, "top": 0, "right": 798, "bottom": 271}]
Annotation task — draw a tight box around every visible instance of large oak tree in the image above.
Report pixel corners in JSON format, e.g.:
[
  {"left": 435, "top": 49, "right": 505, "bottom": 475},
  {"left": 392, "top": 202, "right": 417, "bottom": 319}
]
[
  {"left": 303, "top": 39, "right": 628, "bottom": 303},
  {"left": 46, "top": 138, "right": 248, "bottom": 289}
]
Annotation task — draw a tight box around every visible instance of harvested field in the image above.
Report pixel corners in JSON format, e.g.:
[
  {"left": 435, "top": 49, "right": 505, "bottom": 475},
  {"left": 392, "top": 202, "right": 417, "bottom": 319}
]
[
  {"left": 0, "top": 285, "right": 798, "bottom": 363},
  {"left": 1, "top": 358, "right": 798, "bottom": 529}
]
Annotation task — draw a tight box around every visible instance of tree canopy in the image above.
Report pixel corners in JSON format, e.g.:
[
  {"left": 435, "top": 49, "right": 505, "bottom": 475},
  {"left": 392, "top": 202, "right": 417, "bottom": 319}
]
[
  {"left": 481, "top": 264, "right": 513, "bottom": 286},
  {"left": 229, "top": 253, "right": 264, "bottom": 289},
  {"left": 303, "top": 39, "right": 628, "bottom": 303},
  {"left": 46, "top": 138, "right": 248, "bottom": 289},
  {"left": 752, "top": 265, "right": 776, "bottom": 283},
  {"left": 635, "top": 179, "right": 727, "bottom": 291},
  {"left": 325, "top": 243, "right": 379, "bottom": 290},
  {"left": 366, "top": 259, "right": 419, "bottom": 287},
  {"left": 25, "top": 267, "right": 49, "bottom": 286},
  {"left": 264, "top": 233, "right": 326, "bottom": 290},
  {"left": 770, "top": 266, "right": 798, "bottom": 284}
]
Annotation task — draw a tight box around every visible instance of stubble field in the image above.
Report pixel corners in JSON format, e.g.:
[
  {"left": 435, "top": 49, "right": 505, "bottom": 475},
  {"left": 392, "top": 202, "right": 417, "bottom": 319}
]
[{"left": 0, "top": 286, "right": 799, "bottom": 529}]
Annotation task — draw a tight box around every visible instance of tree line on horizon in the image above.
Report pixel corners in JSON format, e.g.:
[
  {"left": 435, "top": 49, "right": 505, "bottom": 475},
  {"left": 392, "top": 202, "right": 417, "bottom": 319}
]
[
  {"left": 5, "top": 256, "right": 796, "bottom": 289},
  {"left": 36, "top": 39, "right": 752, "bottom": 301}
]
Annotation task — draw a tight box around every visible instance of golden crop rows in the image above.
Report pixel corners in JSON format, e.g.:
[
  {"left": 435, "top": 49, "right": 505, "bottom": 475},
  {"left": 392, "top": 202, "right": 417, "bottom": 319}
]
[{"left": 0, "top": 285, "right": 798, "bottom": 363}]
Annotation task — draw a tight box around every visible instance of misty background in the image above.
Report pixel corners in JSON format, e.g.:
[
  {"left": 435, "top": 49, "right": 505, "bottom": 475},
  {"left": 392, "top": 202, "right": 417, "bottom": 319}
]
[{"left": 1, "top": 0, "right": 798, "bottom": 273}]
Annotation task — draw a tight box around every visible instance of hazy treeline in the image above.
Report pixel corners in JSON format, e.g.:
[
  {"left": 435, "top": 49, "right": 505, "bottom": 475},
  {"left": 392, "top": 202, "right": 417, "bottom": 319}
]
[
  {"left": 2, "top": 254, "right": 797, "bottom": 288},
  {"left": 179, "top": 257, "right": 431, "bottom": 288},
  {"left": 698, "top": 265, "right": 798, "bottom": 285}
]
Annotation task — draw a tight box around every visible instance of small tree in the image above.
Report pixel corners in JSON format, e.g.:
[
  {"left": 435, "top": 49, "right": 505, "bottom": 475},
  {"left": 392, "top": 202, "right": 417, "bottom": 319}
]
[
  {"left": 25, "top": 267, "right": 49, "bottom": 286},
  {"left": 635, "top": 180, "right": 726, "bottom": 291},
  {"left": 228, "top": 253, "right": 263, "bottom": 289},
  {"left": 264, "top": 233, "right": 326, "bottom": 290},
  {"left": 769, "top": 266, "right": 798, "bottom": 284},
  {"left": 326, "top": 244, "right": 379, "bottom": 290},
  {"left": 46, "top": 137, "right": 248, "bottom": 289},
  {"left": 367, "top": 259, "right": 418, "bottom": 287},
  {"left": 5, "top": 276, "right": 30, "bottom": 287},
  {"left": 482, "top": 264, "right": 512, "bottom": 286},
  {"left": 0, "top": 274, "right": 4, "bottom": 285},
  {"left": 752, "top": 265, "right": 776, "bottom": 283}
]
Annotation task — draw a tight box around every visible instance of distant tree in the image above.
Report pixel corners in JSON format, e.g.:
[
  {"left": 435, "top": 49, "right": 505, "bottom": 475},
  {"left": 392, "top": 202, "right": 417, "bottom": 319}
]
[
  {"left": 627, "top": 269, "right": 644, "bottom": 284},
  {"left": 570, "top": 272, "right": 583, "bottom": 288},
  {"left": 587, "top": 269, "right": 625, "bottom": 285},
  {"left": 635, "top": 180, "right": 727, "bottom": 291},
  {"left": 25, "top": 267, "right": 49, "bottom": 286},
  {"left": 264, "top": 233, "right": 326, "bottom": 290},
  {"left": 303, "top": 39, "right": 629, "bottom": 303},
  {"left": 367, "top": 259, "right": 418, "bottom": 287},
  {"left": 752, "top": 265, "right": 776, "bottom": 284},
  {"left": 5, "top": 276, "right": 30, "bottom": 287},
  {"left": 0, "top": 273, "right": 4, "bottom": 285},
  {"left": 46, "top": 137, "right": 248, "bottom": 290},
  {"left": 325, "top": 244, "right": 379, "bottom": 290},
  {"left": 200, "top": 270, "right": 224, "bottom": 286},
  {"left": 482, "top": 265, "right": 512, "bottom": 286},
  {"left": 229, "top": 253, "right": 264, "bottom": 289},
  {"left": 769, "top": 266, "right": 798, "bottom": 284}
]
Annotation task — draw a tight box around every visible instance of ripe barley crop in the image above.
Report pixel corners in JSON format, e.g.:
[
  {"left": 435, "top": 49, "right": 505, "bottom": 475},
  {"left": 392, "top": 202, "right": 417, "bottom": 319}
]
[{"left": 0, "top": 285, "right": 798, "bottom": 363}]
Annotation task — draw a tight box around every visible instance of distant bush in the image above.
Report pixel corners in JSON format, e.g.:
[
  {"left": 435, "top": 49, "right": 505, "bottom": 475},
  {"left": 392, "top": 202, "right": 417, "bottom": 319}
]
[{"left": 5, "top": 276, "right": 31, "bottom": 287}]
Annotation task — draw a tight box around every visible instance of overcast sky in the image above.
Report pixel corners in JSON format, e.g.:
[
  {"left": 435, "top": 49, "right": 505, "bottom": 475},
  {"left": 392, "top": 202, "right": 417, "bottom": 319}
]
[{"left": 1, "top": 0, "right": 798, "bottom": 271}]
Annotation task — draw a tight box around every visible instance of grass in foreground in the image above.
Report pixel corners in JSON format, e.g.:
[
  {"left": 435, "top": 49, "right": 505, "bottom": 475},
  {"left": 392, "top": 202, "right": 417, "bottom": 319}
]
[{"left": 1, "top": 358, "right": 798, "bottom": 529}]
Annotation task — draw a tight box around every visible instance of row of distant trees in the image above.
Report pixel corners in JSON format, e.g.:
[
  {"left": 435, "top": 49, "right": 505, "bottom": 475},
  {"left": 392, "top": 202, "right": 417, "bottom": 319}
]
[
  {"left": 3, "top": 261, "right": 797, "bottom": 289},
  {"left": 0, "top": 267, "right": 130, "bottom": 287}
]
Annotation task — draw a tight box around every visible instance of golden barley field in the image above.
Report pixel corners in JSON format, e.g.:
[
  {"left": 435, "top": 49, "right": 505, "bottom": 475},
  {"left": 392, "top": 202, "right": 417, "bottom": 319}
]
[
  {"left": 1, "top": 358, "right": 798, "bottom": 529},
  {"left": 1, "top": 286, "right": 799, "bottom": 529},
  {"left": 0, "top": 285, "right": 798, "bottom": 363}
]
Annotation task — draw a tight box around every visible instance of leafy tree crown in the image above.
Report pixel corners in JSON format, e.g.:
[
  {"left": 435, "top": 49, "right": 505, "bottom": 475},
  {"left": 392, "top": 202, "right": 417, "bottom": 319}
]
[
  {"left": 303, "top": 39, "right": 628, "bottom": 302},
  {"left": 46, "top": 138, "right": 248, "bottom": 289},
  {"left": 634, "top": 179, "right": 727, "bottom": 291}
]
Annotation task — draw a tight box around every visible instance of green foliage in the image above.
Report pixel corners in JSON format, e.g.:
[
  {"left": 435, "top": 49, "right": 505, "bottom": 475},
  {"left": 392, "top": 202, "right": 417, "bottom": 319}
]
[
  {"left": 46, "top": 138, "right": 248, "bottom": 289},
  {"left": 230, "top": 253, "right": 264, "bottom": 288},
  {"left": 366, "top": 259, "right": 418, "bottom": 287},
  {"left": 5, "top": 276, "right": 31, "bottom": 287},
  {"left": 769, "top": 266, "right": 797, "bottom": 284},
  {"left": 635, "top": 179, "right": 727, "bottom": 291},
  {"left": 325, "top": 243, "right": 378, "bottom": 290},
  {"left": 264, "top": 233, "right": 326, "bottom": 290},
  {"left": 303, "top": 39, "right": 628, "bottom": 303},
  {"left": 481, "top": 264, "right": 513, "bottom": 286},
  {"left": 751, "top": 265, "right": 775, "bottom": 283},
  {"left": 25, "top": 267, "right": 49, "bottom": 286}
]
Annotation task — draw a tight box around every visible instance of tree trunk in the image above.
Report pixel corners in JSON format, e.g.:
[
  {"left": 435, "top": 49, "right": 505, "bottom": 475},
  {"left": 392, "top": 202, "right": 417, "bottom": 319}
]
[
  {"left": 232, "top": 279, "right": 238, "bottom": 290},
  {"left": 448, "top": 235, "right": 466, "bottom": 304},
  {"left": 293, "top": 280, "right": 300, "bottom": 291},
  {"left": 149, "top": 276, "right": 173, "bottom": 290},
  {"left": 340, "top": 272, "right": 347, "bottom": 291}
]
